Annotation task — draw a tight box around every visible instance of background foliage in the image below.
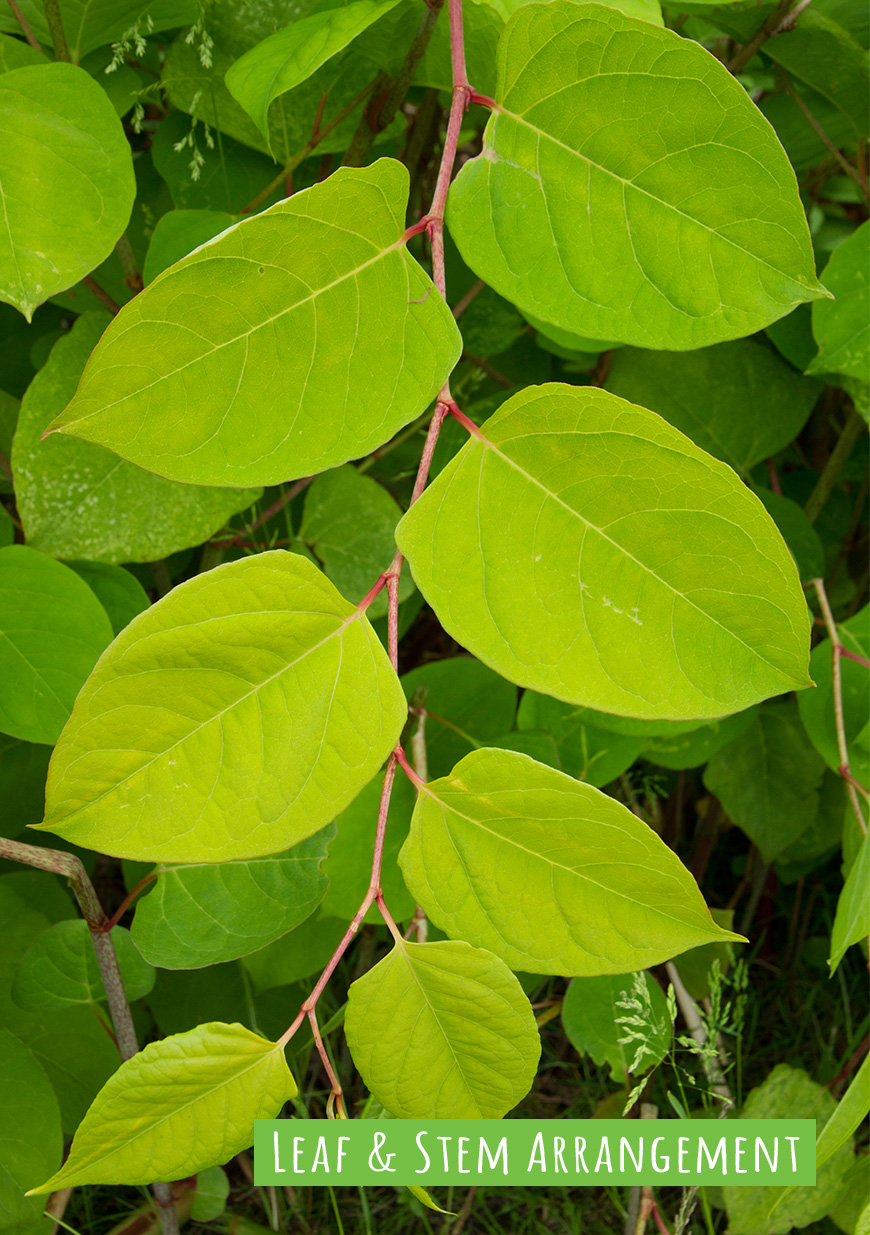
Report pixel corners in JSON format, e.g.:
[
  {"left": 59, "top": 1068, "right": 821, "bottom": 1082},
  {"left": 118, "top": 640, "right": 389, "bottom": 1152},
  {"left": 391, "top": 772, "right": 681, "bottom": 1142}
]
[{"left": 0, "top": 0, "right": 867, "bottom": 1232}]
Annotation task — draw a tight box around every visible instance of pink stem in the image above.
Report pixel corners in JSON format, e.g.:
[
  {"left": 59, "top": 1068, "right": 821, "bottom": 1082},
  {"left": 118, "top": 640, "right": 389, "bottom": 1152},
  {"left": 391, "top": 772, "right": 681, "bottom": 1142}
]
[
  {"left": 840, "top": 646, "right": 870, "bottom": 670},
  {"left": 277, "top": 0, "right": 476, "bottom": 1067}
]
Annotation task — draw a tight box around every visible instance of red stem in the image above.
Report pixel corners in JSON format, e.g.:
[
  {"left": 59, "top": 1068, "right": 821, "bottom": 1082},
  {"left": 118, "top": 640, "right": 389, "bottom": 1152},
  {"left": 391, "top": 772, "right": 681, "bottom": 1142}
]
[{"left": 276, "top": 0, "right": 477, "bottom": 1095}]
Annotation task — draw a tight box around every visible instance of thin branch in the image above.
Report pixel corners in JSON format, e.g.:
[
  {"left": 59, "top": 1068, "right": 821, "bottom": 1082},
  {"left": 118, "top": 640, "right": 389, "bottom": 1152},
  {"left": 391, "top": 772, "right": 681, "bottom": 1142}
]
[
  {"left": 0, "top": 838, "right": 179, "bottom": 1234},
  {"left": 665, "top": 962, "right": 733, "bottom": 1102},
  {"left": 210, "top": 476, "right": 313, "bottom": 548},
  {"left": 805, "top": 408, "right": 866, "bottom": 523},
  {"left": 81, "top": 275, "right": 121, "bottom": 315},
  {"left": 6, "top": 0, "right": 42, "bottom": 50},
  {"left": 0, "top": 447, "right": 13, "bottom": 483},
  {"left": 115, "top": 233, "right": 143, "bottom": 293},
  {"left": 726, "top": 0, "right": 795, "bottom": 75},
  {"left": 452, "top": 277, "right": 484, "bottom": 320},
  {"left": 242, "top": 80, "right": 379, "bottom": 214},
  {"left": 783, "top": 80, "right": 870, "bottom": 200},
  {"left": 812, "top": 577, "right": 869, "bottom": 835},
  {"left": 344, "top": 0, "right": 447, "bottom": 169},
  {"left": 41, "top": 0, "right": 70, "bottom": 60}
]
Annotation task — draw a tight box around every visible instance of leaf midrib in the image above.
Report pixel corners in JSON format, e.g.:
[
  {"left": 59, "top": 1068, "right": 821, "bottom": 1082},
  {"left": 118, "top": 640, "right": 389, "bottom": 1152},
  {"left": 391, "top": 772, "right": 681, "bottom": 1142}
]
[
  {"left": 47, "top": 604, "right": 368, "bottom": 826},
  {"left": 465, "top": 426, "right": 797, "bottom": 683},
  {"left": 486, "top": 101, "right": 813, "bottom": 289},
  {"left": 418, "top": 778, "right": 722, "bottom": 944},
  {"left": 59, "top": 232, "right": 414, "bottom": 428}
]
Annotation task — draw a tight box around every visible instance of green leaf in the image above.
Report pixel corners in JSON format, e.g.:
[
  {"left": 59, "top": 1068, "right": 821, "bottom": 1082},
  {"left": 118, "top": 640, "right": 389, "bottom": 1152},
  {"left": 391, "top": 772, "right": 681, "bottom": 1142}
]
[
  {"left": 400, "top": 656, "right": 517, "bottom": 779},
  {"left": 671, "top": 908, "right": 738, "bottom": 1001},
  {"left": 47, "top": 160, "right": 461, "bottom": 488},
  {"left": 396, "top": 383, "right": 812, "bottom": 720},
  {"left": 516, "top": 690, "right": 643, "bottom": 785},
  {"left": 0, "top": 30, "right": 45, "bottom": 72},
  {"left": 299, "top": 466, "right": 414, "bottom": 620},
  {"left": 0, "top": 64, "right": 136, "bottom": 319},
  {"left": 562, "top": 971, "right": 671, "bottom": 1082},
  {"left": 641, "top": 709, "right": 757, "bottom": 771},
  {"left": 798, "top": 605, "right": 869, "bottom": 788},
  {"left": 243, "top": 913, "right": 349, "bottom": 993},
  {"left": 0, "top": 1029, "right": 62, "bottom": 1235},
  {"left": 12, "top": 313, "right": 261, "bottom": 564},
  {"left": 131, "top": 825, "right": 333, "bottom": 968},
  {"left": 12, "top": 919, "right": 155, "bottom": 1011},
  {"left": 816, "top": 1052, "right": 870, "bottom": 1171},
  {"left": 162, "top": 0, "right": 396, "bottom": 163},
  {"left": 704, "top": 703, "right": 826, "bottom": 863},
  {"left": 37, "top": 552, "right": 408, "bottom": 862},
  {"left": 723, "top": 1064, "right": 853, "bottom": 1235},
  {"left": 147, "top": 963, "right": 248, "bottom": 1037},
  {"left": 808, "top": 221, "right": 869, "bottom": 381},
  {"left": 225, "top": 0, "right": 405, "bottom": 143},
  {"left": 150, "top": 111, "right": 280, "bottom": 214},
  {"left": 754, "top": 488, "right": 825, "bottom": 583},
  {"left": 0, "top": 1, "right": 152, "bottom": 62},
  {"left": 446, "top": 1, "right": 823, "bottom": 350},
  {"left": 65, "top": 561, "right": 149, "bottom": 637},
  {"left": 774, "top": 769, "right": 845, "bottom": 871},
  {"left": 142, "top": 209, "right": 235, "bottom": 284},
  {"left": 0, "top": 735, "right": 51, "bottom": 838},
  {"left": 399, "top": 747, "right": 741, "bottom": 974},
  {"left": 829, "top": 832, "right": 870, "bottom": 974},
  {"left": 320, "top": 770, "right": 416, "bottom": 925},
  {"left": 716, "top": 7, "right": 869, "bottom": 133},
  {"left": 15, "top": 1004, "right": 121, "bottom": 1136},
  {"left": 28, "top": 1022, "right": 297, "bottom": 1191},
  {"left": 606, "top": 340, "right": 821, "bottom": 476},
  {"left": 0, "top": 881, "right": 52, "bottom": 1036},
  {"left": 345, "top": 939, "right": 540, "bottom": 1117},
  {"left": 190, "top": 1165, "right": 231, "bottom": 1223},
  {"left": 0, "top": 545, "right": 114, "bottom": 745}
]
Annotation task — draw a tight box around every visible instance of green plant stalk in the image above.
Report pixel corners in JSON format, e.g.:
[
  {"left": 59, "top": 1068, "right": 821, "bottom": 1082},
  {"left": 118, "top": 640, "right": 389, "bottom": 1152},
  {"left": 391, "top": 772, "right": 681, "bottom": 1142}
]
[
  {"left": 805, "top": 408, "right": 866, "bottom": 524},
  {"left": 0, "top": 837, "right": 179, "bottom": 1234},
  {"left": 41, "top": 0, "right": 70, "bottom": 60},
  {"left": 114, "top": 233, "right": 142, "bottom": 292}
]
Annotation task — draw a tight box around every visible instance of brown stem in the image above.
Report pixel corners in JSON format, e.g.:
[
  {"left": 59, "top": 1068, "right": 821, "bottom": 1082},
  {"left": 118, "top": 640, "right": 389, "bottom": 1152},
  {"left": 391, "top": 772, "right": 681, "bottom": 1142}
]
[
  {"left": 452, "top": 278, "right": 484, "bottom": 320},
  {"left": 41, "top": 0, "right": 70, "bottom": 60},
  {"left": 6, "top": 0, "right": 42, "bottom": 50},
  {"left": 812, "top": 577, "right": 868, "bottom": 835},
  {"left": 210, "top": 476, "right": 313, "bottom": 548},
  {"left": 81, "top": 275, "right": 121, "bottom": 316},
  {"left": 0, "top": 447, "right": 13, "bottom": 483},
  {"left": 726, "top": 0, "right": 795, "bottom": 75},
  {"left": 242, "top": 80, "right": 378, "bottom": 214}
]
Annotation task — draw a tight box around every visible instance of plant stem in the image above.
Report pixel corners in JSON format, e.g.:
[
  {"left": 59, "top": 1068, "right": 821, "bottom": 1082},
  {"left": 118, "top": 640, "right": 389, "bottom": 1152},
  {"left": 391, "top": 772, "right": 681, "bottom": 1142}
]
[
  {"left": 812, "top": 577, "right": 869, "bottom": 835},
  {"left": 115, "top": 233, "right": 143, "bottom": 293},
  {"left": 275, "top": 0, "right": 475, "bottom": 1096},
  {"left": 805, "top": 408, "right": 866, "bottom": 523},
  {"left": 344, "top": 0, "right": 448, "bottom": 169},
  {"left": 41, "top": 0, "right": 70, "bottom": 60},
  {"left": 242, "top": 81, "right": 379, "bottom": 214},
  {"left": 7, "top": 0, "right": 42, "bottom": 50},
  {"left": 211, "top": 476, "right": 313, "bottom": 549},
  {"left": 726, "top": 0, "right": 795, "bottom": 75},
  {"left": 783, "top": 81, "right": 870, "bottom": 200},
  {"left": 81, "top": 275, "right": 121, "bottom": 316},
  {"left": 0, "top": 837, "right": 178, "bottom": 1234}
]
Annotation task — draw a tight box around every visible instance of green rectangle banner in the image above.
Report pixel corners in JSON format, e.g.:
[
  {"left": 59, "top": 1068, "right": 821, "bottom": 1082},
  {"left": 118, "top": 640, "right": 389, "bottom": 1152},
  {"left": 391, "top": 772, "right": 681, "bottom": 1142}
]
[{"left": 254, "top": 1119, "right": 815, "bottom": 1186}]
